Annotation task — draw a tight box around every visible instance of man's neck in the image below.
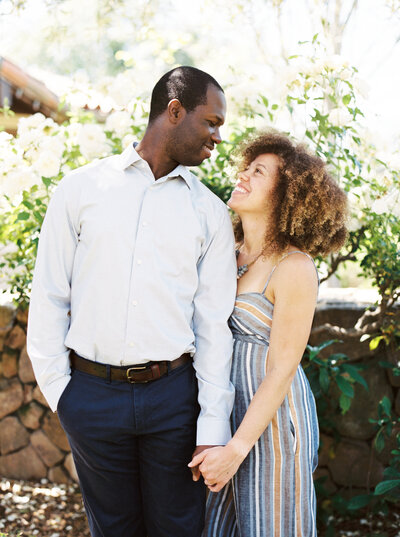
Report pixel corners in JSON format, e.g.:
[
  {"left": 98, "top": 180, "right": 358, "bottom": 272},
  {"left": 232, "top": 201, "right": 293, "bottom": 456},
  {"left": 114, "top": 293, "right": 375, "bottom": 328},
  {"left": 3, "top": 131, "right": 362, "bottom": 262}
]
[{"left": 136, "top": 130, "right": 179, "bottom": 180}]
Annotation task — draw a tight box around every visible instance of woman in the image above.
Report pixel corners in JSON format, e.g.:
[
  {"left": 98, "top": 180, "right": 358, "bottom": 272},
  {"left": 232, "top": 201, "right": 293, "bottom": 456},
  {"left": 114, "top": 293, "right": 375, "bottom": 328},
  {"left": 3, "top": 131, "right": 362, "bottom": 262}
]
[{"left": 189, "top": 132, "right": 348, "bottom": 536}]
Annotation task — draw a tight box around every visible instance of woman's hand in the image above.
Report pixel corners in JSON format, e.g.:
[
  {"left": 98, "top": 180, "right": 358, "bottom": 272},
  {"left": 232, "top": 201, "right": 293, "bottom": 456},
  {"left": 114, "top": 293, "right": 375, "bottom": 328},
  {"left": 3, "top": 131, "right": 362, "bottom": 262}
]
[{"left": 188, "top": 440, "right": 248, "bottom": 492}]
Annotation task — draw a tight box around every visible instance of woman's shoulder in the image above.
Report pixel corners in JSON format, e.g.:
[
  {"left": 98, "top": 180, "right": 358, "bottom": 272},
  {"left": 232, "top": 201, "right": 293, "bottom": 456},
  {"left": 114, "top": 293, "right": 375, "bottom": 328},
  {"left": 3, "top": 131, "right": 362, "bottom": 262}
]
[{"left": 271, "top": 249, "right": 318, "bottom": 289}]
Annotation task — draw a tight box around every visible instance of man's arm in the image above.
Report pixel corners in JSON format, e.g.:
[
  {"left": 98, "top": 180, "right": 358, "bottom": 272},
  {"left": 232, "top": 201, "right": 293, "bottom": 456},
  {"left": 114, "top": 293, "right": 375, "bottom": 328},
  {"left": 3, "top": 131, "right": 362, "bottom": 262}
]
[
  {"left": 27, "top": 176, "right": 79, "bottom": 412},
  {"left": 192, "top": 207, "right": 237, "bottom": 446}
]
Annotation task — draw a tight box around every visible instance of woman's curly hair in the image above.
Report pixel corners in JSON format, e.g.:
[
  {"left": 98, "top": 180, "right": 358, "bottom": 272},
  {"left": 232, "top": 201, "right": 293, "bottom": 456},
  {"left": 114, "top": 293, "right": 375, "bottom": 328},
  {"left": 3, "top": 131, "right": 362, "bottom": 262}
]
[{"left": 232, "top": 131, "right": 348, "bottom": 257}]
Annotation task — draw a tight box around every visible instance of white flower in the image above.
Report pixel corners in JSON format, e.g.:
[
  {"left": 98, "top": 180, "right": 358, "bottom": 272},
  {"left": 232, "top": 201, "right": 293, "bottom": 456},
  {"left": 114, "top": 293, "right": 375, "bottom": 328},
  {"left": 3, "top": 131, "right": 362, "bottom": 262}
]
[
  {"left": 352, "top": 77, "right": 370, "bottom": 99},
  {"left": 339, "top": 68, "right": 353, "bottom": 81},
  {"left": 107, "top": 71, "right": 136, "bottom": 108},
  {"left": 40, "top": 117, "right": 59, "bottom": 134},
  {"left": 348, "top": 212, "right": 364, "bottom": 232},
  {"left": 328, "top": 107, "right": 353, "bottom": 127},
  {"left": 17, "top": 113, "right": 46, "bottom": 133},
  {"left": 65, "top": 122, "right": 83, "bottom": 141},
  {"left": 371, "top": 189, "right": 400, "bottom": 217},
  {"left": 371, "top": 197, "right": 389, "bottom": 215},
  {"left": 17, "top": 127, "right": 44, "bottom": 150},
  {"left": 324, "top": 54, "right": 346, "bottom": 71},
  {"left": 0, "top": 131, "right": 13, "bottom": 143},
  {"left": 122, "top": 133, "right": 136, "bottom": 149},
  {"left": 77, "top": 124, "right": 110, "bottom": 160},
  {"left": 34, "top": 150, "right": 61, "bottom": 178},
  {"left": 39, "top": 136, "right": 65, "bottom": 159},
  {"left": 1, "top": 166, "right": 39, "bottom": 199},
  {"left": 0, "top": 143, "right": 24, "bottom": 173},
  {"left": 105, "top": 111, "right": 134, "bottom": 139}
]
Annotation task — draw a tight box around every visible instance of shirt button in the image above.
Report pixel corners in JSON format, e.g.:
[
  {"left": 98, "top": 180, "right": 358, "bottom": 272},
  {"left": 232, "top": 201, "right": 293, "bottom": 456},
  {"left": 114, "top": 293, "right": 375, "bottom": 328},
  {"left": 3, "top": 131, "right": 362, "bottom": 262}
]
[
  {"left": 137, "top": 260, "right": 142, "bottom": 265},
  {"left": 129, "top": 342, "right": 135, "bottom": 347},
  {"left": 132, "top": 300, "right": 138, "bottom": 306},
  {"left": 142, "top": 221, "right": 147, "bottom": 227}
]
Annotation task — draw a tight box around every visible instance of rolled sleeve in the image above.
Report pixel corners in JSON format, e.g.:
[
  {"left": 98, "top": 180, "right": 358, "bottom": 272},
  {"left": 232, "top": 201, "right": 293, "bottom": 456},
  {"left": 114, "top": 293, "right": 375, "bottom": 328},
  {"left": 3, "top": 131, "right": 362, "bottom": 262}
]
[
  {"left": 27, "top": 177, "right": 79, "bottom": 411},
  {"left": 192, "top": 207, "right": 237, "bottom": 445}
]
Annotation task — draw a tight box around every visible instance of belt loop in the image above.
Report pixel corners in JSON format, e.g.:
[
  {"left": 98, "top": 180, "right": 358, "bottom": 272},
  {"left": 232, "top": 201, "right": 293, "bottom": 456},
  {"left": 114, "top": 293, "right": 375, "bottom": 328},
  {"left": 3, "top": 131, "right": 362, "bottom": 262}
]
[{"left": 106, "top": 364, "right": 111, "bottom": 383}]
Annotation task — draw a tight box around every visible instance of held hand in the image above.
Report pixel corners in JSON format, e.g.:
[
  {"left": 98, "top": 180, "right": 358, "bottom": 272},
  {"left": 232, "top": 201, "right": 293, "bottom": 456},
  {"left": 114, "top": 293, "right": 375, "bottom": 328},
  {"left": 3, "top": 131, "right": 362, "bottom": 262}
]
[
  {"left": 189, "top": 440, "right": 248, "bottom": 492},
  {"left": 189, "top": 445, "right": 215, "bottom": 481}
]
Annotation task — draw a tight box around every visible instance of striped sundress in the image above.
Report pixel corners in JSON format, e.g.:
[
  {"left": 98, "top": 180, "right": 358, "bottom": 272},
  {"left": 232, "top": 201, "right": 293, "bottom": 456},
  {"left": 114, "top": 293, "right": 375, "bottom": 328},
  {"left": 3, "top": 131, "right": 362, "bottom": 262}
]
[{"left": 203, "top": 251, "right": 319, "bottom": 537}]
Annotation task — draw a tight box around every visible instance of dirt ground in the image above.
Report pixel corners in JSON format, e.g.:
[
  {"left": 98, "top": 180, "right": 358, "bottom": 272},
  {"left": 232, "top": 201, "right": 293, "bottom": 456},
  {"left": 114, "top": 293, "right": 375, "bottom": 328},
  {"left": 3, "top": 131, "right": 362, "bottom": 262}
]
[{"left": 0, "top": 477, "right": 399, "bottom": 536}]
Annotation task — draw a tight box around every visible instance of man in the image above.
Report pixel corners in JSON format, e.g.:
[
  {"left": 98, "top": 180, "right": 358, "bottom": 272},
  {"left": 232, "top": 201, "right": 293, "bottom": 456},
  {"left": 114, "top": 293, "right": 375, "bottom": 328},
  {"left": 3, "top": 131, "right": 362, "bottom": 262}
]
[{"left": 27, "top": 66, "right": 237, "bottom": 537}]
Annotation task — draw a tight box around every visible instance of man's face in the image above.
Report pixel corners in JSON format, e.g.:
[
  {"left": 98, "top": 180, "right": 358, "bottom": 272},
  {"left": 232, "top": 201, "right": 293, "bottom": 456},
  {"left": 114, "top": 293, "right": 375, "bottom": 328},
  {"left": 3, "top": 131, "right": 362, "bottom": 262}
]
[{"left": 167, "top": 85, "right": 226, "bottom": 166}]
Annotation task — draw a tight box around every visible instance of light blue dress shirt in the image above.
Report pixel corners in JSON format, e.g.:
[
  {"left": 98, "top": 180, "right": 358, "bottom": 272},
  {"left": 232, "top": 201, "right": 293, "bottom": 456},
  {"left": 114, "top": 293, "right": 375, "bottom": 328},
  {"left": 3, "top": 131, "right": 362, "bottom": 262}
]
[{"left": 27, "top": 143, "right": 237, "bottom": 445}]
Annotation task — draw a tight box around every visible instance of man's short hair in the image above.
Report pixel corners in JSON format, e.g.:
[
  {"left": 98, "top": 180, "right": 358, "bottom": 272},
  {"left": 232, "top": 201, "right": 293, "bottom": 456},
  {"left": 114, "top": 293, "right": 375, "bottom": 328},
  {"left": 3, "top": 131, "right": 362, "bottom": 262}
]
[{"left": 148, "top": 66, "right": 224, "bottom": 123}]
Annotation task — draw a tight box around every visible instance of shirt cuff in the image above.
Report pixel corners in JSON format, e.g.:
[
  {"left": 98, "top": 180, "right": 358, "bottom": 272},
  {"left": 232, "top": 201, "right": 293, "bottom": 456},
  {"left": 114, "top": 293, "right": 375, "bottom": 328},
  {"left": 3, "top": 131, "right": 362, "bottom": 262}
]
[
  {"left": 40, "top": 375, "right": 71, "bottom": 413},
  {"left": 196, "top": 417, "right": 232, "bottom": 446}
]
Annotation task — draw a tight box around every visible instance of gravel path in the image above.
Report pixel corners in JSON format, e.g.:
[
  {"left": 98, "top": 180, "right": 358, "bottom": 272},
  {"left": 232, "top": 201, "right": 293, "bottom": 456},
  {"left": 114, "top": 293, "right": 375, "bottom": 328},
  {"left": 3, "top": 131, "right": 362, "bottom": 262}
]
[{"left": 1, "top": 477, "right": 399, "bottom": 536}]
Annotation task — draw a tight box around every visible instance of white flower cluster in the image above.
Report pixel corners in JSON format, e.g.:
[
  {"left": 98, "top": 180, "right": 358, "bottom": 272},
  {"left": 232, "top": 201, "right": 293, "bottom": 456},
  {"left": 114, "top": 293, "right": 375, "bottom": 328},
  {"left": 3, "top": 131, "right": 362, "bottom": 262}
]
[
  {"left": 328, "top": 108, "right": 353, "bottom": 128},
  {"left": 283, "top": 53, "right": 369, "bottom": 104},
  {"left": 0, "top": 110, "right": 135, "bottom": 203},
  {"left": 371, "top": 188, "right": 400, "bottom": 218},
  {"left": 105, "top": 110, "right": 136, "bottom": 146}
]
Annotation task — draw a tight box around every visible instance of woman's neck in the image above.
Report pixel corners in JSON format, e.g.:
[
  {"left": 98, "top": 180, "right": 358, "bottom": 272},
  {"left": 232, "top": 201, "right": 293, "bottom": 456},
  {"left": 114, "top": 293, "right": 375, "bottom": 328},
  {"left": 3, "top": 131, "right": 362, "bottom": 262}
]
[{"left": 239, "top": 214, "right": 268, "bottom": 256}]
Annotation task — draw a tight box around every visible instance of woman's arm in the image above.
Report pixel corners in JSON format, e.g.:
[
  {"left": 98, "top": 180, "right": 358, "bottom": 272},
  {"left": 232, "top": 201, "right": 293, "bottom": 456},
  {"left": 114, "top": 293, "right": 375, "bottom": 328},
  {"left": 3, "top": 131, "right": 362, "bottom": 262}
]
[{"left": 189, "top": 254, "right": 318, "bottom": 491}]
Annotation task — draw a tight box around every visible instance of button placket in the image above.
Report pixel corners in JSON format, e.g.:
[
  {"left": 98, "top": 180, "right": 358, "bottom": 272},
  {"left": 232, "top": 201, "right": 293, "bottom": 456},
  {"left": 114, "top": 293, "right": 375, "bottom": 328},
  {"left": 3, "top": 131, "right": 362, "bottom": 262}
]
[{"left": 125, "top": 186, "right": 153, "bottom": 357}]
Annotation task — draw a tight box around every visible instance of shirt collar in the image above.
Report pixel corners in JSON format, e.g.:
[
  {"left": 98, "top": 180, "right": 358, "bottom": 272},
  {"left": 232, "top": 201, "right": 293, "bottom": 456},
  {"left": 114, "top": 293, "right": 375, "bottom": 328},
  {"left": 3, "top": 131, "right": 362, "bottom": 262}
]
[
  {"left": 116, "top": 143, "right": 142, "bottom": 170},
  {"left": 167, "top": 165, "right": 193, "bottom": 189},
  {"left": 116, "top": 143, "right": 193, "bottom": 189}
]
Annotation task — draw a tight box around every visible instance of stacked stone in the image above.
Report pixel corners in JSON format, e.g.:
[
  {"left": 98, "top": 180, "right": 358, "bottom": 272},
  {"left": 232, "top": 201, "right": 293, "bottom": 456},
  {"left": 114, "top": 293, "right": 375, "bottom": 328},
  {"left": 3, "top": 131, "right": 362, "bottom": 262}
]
[
  {"left": 310, "top": 297, "right": 400, "bottom": 497},
  {"left": 0, "top": 305, "right": 77, "bottom": 484},
  {"left": 0, "top": 296, "right": 399, "bottom": 491}
]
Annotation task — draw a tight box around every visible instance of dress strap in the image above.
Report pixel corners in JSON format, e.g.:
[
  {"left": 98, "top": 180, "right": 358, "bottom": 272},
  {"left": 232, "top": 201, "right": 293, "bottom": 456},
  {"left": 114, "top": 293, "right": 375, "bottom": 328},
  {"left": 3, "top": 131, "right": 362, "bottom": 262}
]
[{"left": 262, "top": 251, "right": 319, "bottom": 296}]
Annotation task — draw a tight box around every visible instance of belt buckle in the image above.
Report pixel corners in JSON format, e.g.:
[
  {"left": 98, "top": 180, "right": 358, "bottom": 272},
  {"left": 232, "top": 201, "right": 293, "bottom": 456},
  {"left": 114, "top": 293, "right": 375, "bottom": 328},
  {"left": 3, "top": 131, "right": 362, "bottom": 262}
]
[{"left": 126, "top": 365, "right": 148, "bottom": 384}]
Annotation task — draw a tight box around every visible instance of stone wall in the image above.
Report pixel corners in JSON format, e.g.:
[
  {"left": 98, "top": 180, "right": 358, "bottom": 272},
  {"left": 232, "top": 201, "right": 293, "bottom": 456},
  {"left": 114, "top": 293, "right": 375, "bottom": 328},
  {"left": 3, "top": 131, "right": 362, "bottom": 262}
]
[
  {"left": 0, "top": 306, "right": 77, "bottom": 484},
  {"left": 0, "top": 290, "right": 399, "bottom": 493},
  {"left": 310, "top": 290, "right": 400, "bottom": 496}
]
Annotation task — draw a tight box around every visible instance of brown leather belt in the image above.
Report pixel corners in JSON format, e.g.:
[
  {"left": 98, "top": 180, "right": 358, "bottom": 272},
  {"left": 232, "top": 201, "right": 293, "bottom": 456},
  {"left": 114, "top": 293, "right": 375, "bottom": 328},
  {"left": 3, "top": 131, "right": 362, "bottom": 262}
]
[{"left": 69, "top": 350, "right": 192, "bottom": 384}]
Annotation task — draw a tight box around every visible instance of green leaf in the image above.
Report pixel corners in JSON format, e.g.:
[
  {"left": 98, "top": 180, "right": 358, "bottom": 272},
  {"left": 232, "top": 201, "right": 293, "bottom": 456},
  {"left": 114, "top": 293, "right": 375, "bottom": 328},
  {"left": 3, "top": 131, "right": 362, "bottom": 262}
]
[
  {"left": 342, "top": 94, "right": 352, "bottom": 105},
  {"left": 341, "top": 364, "right": 368, "bottom": 390},
  {"left": 379, "top": 360, "right": 394, "bottom": 369},
  {"left": 17, "top": 211, "right": 30, "bottom": 221},
  {"left": 336, "top": 375, "right": 354, "bottom": 397},
  {"left": 374, "top": 429, "right": 385, "bottom": 453},
  {"left": 319, "top": 368, "right": 330, "bottom": 393},
  {"left": 33, "top": 210, "right": 44, "bottom": 223},
  {"left": 306, "top": 340, "right": 338, "bottom": 360},
  {"left": 22, "top": 200, "right": 34, "bottom": 210},
  {"left": 339, "top": 393, "right": 352, "bottom": 414},
  {"left": 259, "top": 95, "right": 269, "bottom": 108},
  {"left": 374, "top": 479, "right": 400, "bottom": 495},
  {"left": 380, "top": 396, "right": 392, "bottom": 417},
  {"left": 346, "top": 494, "right": 371, "bottom": 510}
]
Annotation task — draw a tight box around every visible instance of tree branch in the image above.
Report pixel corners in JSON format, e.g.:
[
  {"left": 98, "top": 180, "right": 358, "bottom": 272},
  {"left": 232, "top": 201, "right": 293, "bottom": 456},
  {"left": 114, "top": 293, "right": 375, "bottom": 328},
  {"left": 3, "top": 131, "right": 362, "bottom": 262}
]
[{"left": 312, "top": 301, "right": 400, "bottom": 341}]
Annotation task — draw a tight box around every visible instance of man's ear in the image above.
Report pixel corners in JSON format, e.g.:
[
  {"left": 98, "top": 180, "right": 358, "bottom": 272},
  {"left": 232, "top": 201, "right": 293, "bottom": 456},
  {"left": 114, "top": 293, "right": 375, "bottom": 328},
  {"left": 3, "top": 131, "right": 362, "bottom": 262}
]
[{"left": 167, "top": 99, "right": 186, "bottom": 124}]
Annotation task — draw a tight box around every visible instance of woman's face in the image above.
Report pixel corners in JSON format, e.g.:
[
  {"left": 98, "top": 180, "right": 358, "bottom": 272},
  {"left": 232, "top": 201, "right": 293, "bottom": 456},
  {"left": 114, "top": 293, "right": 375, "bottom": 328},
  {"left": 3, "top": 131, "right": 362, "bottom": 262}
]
[{"left": 228, "top": 153, "right": 281, "bottom": 215}]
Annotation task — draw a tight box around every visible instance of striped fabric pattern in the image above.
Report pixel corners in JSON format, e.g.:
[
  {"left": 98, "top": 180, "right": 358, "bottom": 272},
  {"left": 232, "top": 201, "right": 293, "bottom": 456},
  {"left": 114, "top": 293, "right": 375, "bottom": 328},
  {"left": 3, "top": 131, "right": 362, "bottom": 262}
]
[{"left": 203, "top": 252, "right": 319, "bottom": 537}]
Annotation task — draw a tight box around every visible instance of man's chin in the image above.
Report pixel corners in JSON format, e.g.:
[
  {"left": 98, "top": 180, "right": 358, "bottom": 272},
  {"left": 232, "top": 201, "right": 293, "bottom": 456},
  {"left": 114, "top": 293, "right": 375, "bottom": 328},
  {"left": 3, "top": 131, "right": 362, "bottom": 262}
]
[{"left": 180, "top": 155, "right": 207, "bottom": 167}]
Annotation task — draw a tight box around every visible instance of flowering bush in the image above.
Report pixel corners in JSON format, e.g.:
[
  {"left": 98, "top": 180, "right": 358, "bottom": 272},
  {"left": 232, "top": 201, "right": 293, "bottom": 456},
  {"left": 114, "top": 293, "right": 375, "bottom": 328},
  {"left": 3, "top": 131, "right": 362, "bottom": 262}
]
[{"left": 1, "top": 47, "right": 399, "bottom": 317}]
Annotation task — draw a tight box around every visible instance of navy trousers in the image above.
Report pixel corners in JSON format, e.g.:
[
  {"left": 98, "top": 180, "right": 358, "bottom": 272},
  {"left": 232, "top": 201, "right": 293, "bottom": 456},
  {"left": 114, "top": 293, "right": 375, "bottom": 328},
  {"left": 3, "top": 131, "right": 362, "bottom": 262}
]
[{"left": 57, "top": 361, "right": 205, "bottom": 537}]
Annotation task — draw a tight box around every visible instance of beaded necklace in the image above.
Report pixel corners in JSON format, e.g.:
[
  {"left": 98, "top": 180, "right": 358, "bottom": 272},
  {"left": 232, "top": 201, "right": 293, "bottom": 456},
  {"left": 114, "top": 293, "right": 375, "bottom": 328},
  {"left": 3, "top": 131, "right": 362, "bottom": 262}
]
[{"left": 236, "top": 249, "right": 263, "bottom": 279}]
